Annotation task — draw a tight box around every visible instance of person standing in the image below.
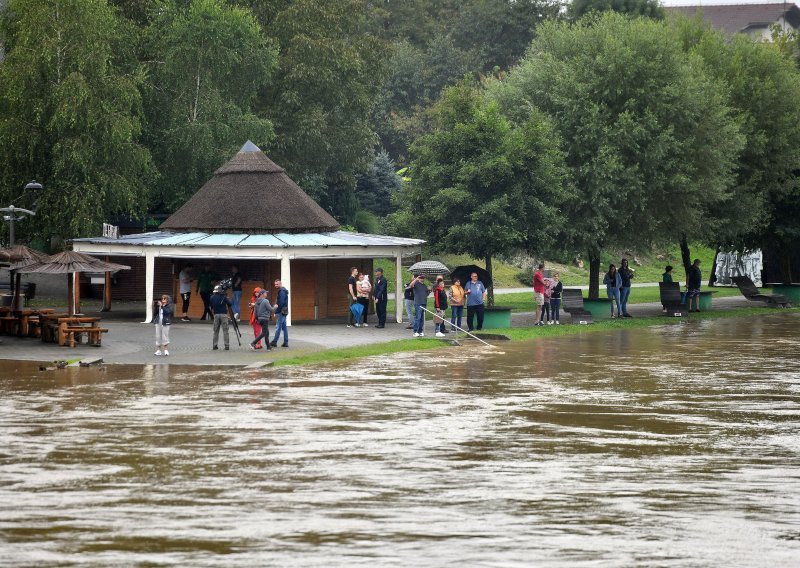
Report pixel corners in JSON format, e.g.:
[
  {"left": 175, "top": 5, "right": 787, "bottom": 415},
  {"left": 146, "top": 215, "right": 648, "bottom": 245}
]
[
  {"left": 465, "top": 272, "right": 487, "bottom": 331},
  {"left": 619, "top": 258, "right": 635, "bottom": 318},
  {"left": 373, "top": 268, "right": 388, "bottom": 328},
  {"left": 662, "top": 265, "right": 674, "bottom": 312},
  {"left": 347, "top": 267, "right": 359, "bottom": 328},
  {"left": 210, "top": 284, "right": 232, "bottom": 350},
  {"left": 230, "top": 264, "right": 243, "bottom": 321},
  {"left": 403, "top": 278, "right": 415, "bottom": 329},
  {"left": 250, "top": 289, "right": 274, "bottom": 350},
  {"left": 433, "top": 278, "right": 449, "bottom": 337},
  {"left": 249, "top": 287, "right": 264, "bottom": 349},
  {"left": 687, "top": 259, "right": 702, "bottom": 313},
  {"left": 550, "top": 272, "right": 563, "bottom": 325},
  {"left": 178, "top": 264, "right": 193, "bottom": 322},
  {"left": 449, "top": 277, "right": 465, "bottom": 332},
  {"left": 154, "top": 294, "right": 173, "bottom": 356},
  {"left": 540, "top": 278, "right": 552, "bottom": 325},
  {"left": 604, "top": 264, "right": 622, "bottom": 319},
  {"left": 357, "top": 274, "right": 371, "bottom": 327},
  {"left": 407, "top": 274, "right": 430, "bottom": 337},
  {"left": 196, "top": 263, "right": 218, "bottom": 321},
  {"left": 533, "top": 263, "right": 546, "bottom": 326},
  {"left": 271, "top": 279, "right": 289, "bottom": 348}
]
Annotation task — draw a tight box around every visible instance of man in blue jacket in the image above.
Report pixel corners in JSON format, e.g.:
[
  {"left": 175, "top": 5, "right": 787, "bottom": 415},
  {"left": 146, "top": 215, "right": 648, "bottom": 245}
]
[
  {"left": 373, "top": 268, "right": 388, "bottom": 328},
  {"left": 210, "top": 285, "right": 232, "bottom": 350},
  {"left": 271, "top": 279, "right": 289, "bottom": 348}
]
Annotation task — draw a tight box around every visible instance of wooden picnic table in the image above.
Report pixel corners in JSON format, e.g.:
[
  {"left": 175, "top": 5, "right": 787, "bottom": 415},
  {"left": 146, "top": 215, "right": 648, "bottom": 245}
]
[
  {"left": 0, "top": 307, "right": 56, "bottom": 337},
  {"left": 40, "top": 314, "right": 107, "bottom": 347}
]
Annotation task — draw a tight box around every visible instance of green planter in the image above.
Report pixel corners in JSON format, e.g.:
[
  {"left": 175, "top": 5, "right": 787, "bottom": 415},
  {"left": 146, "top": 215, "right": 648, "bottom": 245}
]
[
  {"left": 769, "top": 284, "right": 800, "bottom": 302},
  {"left": 583, "top": 298, "right": 612, "bottom": 319},
  {"left": 698, "top": 291, "right": 715, "bottom": 311},
  {"left": 482, "top": 307, "right": 512, "bottom": 329}
]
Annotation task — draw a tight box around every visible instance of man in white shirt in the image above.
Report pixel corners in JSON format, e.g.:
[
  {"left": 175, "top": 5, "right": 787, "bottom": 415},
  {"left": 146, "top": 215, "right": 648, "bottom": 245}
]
[{"left": 178, "top": 264, "right": 193, "bottom": 322}]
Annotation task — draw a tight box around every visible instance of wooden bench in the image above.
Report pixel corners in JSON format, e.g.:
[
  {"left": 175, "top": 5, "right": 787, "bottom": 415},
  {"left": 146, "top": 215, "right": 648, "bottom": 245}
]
[
  {"left": 0, "top": 315, "right": 18, "bottom": 335},
  {"left": 63, "top": 326, "right": 108, "bottom": 347},
  {"left": 562, "top": 289, "right": 593, "bottom": 324},
  {"left": 659, "top": 282, "right": 688, "bottom": 317}
]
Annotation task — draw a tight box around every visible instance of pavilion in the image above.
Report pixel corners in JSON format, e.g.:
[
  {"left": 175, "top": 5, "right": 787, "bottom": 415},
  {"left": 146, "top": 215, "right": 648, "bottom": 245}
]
[{"left": 71, "top": 142, "right": 424, "bottom": 324}]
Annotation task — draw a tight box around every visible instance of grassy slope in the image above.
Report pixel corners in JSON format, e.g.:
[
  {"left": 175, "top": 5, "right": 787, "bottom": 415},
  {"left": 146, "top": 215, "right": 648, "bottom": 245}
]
[
  {"left": 273, "top": 306, "right": 797, "bottom": 367},
  {"left": 375, "top": 243, "right": 720, "bottom": 289}
]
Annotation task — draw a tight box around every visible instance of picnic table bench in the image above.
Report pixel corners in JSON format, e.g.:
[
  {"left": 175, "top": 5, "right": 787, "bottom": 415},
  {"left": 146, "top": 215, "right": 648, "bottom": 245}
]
[
  {"left": 562, "top": 289, "right": 594, "bottom": 324},
  {"left": 40, "top": 314, "right": 107, "bottom": 347},
  {"left": 0, "top": 307, "right": 55, "bottom": 337}
]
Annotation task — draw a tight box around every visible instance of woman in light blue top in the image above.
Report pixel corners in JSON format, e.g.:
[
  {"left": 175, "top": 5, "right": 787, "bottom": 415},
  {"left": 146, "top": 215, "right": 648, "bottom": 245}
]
[{"left": 603, "top": 263, "right": 622, "bottom": 319}]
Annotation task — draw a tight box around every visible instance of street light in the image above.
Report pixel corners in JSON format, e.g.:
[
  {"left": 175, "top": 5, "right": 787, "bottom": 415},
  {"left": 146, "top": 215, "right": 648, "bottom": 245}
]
[{"left": 1, "top": 180, "right": 42, "bottom": 247}]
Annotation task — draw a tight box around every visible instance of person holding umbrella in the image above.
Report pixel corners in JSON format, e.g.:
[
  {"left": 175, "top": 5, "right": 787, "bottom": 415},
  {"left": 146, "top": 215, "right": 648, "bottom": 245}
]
[
  {"left": 406, "top": 273, "right": 430, "bottom": 337},
  {"left": 465, "top": 272, "right": 487, "bottom": 331}
]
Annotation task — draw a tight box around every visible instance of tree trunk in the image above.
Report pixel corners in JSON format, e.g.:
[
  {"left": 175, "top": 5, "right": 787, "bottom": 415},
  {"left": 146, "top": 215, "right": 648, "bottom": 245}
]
[
  {"left": 588, "top": 249, "right": 601, "bottom": 300},
  {"left": 782, "top": 252, "right": 793, "bottom": 284},
  {"left": 486, "top": 254, "right": 494, "bottom": 307},
  {"left": 708, "top": 245, "right": 720, "bottom": 287},
  {"left": 679, "top": 234, "right": 692, "bottom": 278}
]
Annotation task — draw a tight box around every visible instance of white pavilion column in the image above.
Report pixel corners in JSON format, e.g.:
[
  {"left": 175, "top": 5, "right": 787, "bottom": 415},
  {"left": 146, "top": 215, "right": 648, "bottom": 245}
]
[
  {"left": 281, "top": 253, "right": 292, "bottom": 327},
  {"left": 395, "top": 250, "right": 403, "bottom": 323},
  {"left": 143, "top": 251, "right": 155, "bottom": 323}
]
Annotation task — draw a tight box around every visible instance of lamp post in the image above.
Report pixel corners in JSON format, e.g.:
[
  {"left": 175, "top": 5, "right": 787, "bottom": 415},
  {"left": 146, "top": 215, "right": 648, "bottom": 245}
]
[{"left": 1, "top": 180, "right": 42, "bottom": 247}]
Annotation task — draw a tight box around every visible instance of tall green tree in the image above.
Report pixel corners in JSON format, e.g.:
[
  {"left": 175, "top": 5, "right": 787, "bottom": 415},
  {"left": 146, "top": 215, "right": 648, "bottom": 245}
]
[
  {"left": 391, "top": 82, "right": 571, "bottom": 305},
  {"left": 355, "top": 150, "right": 402, "bottom": 217},
  {"left": 144, "top": 0, "right": 277, "bottom": 210},
  {"left": 492, "top": 13, "right": 742, "bottom": 297},
  {"left": 0, "top": 0, "right": 155, "bottom": 242},
  {"left": 251, "top": 0, "right": 390, "bottom": 222},
  {"left": 569, "top": 0, "right": 665, "bottom": 21},
  {"left": 677, "top": 17, "right": 800, "bottom": 280}
]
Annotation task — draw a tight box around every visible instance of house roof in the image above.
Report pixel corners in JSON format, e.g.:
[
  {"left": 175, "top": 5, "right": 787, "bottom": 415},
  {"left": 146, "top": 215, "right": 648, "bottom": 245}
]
[
  {"left": 159, "top": 141, "right": 340, "bottom": 234},
  {"left": 666, "top": 3, "right": 800, "bottom": 34}
]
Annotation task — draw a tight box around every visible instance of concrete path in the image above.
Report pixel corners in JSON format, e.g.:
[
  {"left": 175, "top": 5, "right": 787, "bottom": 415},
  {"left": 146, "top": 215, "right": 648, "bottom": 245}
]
[{"left": 0, "top": 296, "right": 757, "bottom": 366}]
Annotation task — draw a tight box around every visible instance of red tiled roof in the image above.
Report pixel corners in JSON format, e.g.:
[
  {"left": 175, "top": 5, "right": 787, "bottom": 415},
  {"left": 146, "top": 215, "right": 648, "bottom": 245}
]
[{"left": 666, "top": 3, "right": 800, "bottom": 34}]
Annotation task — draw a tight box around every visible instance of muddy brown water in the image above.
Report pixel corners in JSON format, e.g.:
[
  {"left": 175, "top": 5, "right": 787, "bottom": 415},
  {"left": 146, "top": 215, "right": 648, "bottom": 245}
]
[{"left": 1, "top": 314, "right": 799, "bottom": 566}]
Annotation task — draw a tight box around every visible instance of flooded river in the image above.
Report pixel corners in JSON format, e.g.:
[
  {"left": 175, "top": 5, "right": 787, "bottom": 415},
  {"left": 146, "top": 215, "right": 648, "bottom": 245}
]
[{"left": 1, "top": 314, "right": 799, "bottom": 566}]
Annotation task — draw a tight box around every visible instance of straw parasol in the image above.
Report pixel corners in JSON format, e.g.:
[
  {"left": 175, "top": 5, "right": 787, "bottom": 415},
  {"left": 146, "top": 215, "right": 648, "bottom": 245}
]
[
  {"left": 14, "top": 250, "right": 130, "bottom": 315},
  {"left": 0, "top": 245, "right": 49, "bottom": 310}
]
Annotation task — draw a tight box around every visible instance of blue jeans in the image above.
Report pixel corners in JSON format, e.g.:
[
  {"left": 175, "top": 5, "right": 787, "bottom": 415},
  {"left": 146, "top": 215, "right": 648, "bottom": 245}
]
[
  {"left": 450, "top": 305, "right": 463, "bottom": 330},
  {"left": 272, "top": 312, "right": 288, "bottom": 345},
  {"left": 231, "top": 290, "right": 242, "bottom": 316},
  {"left": 550, "top": 298, "right": 561, "bottom": 322},
  {"left": 414, "top": 303, "right": 426, "bottom": 333},
  {"left": 607, "top": 288, "right": 621, "bottom": 316},
  {"left": 620, "top": 286, "right": 631, "bottom": 315},
  {"left": 405, "top": 299, "right": 414, "bottom": 324}
]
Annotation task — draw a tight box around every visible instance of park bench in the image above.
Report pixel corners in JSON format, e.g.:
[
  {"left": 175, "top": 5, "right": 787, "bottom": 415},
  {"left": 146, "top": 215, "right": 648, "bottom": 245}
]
[
  {"left": 562, "top": 289, "right": 593, "bottom": 324},
  {"left": 659, "top": 282, "right": 688, "bottom": 317},
  {"left": 63, "top": 325, "right": 108, "bottom": 347},
  {"left": 731, "top": 276, "right": 792, "bottom": 308}
]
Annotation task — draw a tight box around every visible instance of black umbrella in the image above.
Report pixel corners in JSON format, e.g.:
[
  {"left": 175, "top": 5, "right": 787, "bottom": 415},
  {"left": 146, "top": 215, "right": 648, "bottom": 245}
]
[{"left": 450, "top": 264, "right": 493, "bottom": 288}]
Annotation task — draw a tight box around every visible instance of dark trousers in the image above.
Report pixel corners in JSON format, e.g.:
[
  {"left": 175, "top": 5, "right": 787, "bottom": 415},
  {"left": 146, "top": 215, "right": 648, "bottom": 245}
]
[
  {"left": 358, "top": 297, "right": 369, "bottom": 324},
  {"left": 349, "top": 297, "right": 357, "bottom": 325},
  {"left": 181, "top": 292, "right": 191, "bottom": 314},
  {"left": 467, "top": 304, "right": 484, "bottom": 331},
  {"left": 376, "top": 299, "right": 387, "bottom": 326},
  {"left": 251, "top": 318, "right": 271, "bottom": 348},
  {"left": 200, "top": 291, "right": 213, "bottom": 320}
]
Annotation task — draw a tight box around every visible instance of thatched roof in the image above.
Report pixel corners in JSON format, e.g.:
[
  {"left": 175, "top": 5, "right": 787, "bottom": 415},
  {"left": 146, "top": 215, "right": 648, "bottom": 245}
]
[
  {"left": 160, "top": 141, "right": 340, "bottom": 234},
  {"left": 0, "top": 245, "right": 48, "bottom": 267}
]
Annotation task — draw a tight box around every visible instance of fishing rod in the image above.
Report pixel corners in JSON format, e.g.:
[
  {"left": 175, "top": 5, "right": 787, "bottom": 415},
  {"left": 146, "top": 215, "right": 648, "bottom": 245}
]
[{"left": 418, "top": 306, "right": 496, "bottom": 348}]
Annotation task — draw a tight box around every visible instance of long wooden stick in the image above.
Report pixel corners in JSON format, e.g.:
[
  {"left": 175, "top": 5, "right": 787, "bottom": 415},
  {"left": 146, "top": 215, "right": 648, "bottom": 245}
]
[{"left": 419, "top": 306, "right": 495, "bottom": 348}]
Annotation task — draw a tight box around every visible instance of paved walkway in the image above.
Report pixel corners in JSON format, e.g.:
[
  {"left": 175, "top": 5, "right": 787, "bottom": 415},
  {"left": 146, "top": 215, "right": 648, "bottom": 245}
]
[{"left": 0, "top": 296, "right": 755, "bottom": 366}]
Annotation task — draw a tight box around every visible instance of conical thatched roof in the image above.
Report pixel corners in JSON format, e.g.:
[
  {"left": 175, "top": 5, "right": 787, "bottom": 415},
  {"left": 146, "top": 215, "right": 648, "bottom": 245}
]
[
  {"left": 0, "top": 245, "right": 48, "bottom": 268},
  {"left": 160, "top": 141, "right": 340, "bottom": 234},
  {"left": 14, "top": 250, "right": 130, "bottom": 274}
]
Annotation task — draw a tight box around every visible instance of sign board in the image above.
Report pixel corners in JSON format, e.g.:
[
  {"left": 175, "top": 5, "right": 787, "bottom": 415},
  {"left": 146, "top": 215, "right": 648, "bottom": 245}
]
[
  {"left": 715, "top": 250, "right": 762, "bottom": 286},
  {"left": 102, "top": 223, "right": 119, "bottom": 240}
]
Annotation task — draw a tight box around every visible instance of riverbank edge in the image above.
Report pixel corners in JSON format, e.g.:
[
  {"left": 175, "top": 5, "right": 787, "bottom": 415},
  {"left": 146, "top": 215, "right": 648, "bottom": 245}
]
[{"left": 272, "top": 306, "right": 798, "bottom": 368}]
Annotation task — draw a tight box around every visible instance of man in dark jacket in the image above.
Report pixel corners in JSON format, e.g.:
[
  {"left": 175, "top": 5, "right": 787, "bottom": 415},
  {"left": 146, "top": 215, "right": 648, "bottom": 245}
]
[
  {"left": 619, "top": 258, "right": 635, "bottom": 318},
  {"left": 373, "top": 268, "right": 388, "bottom": 328},
  {"left": 210, "top": 285, "right": 232, "bottom": 350},
  {"left": 250, "top": 289, "right": 274, "bottom": 350},
  {"left": 687, "top": 259, "right": 702, "bottom": 313},
  {"left": 271, "top": 279, "right": 289, "bottom": 348}
]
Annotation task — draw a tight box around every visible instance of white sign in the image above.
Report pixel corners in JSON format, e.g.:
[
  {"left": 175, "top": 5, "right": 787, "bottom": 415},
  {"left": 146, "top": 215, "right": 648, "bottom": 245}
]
[
  {"left": 715, "top": 250, "right": 762, "bottom": 286},
  {"left": 102, "top": 223, "right": 119, "bottom": 240}
]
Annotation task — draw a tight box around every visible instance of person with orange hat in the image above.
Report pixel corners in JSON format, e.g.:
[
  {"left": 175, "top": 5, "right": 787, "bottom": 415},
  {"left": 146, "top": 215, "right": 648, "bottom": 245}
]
[{"left": 248, "top": 286, "right": 264, "bottom": 349}]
